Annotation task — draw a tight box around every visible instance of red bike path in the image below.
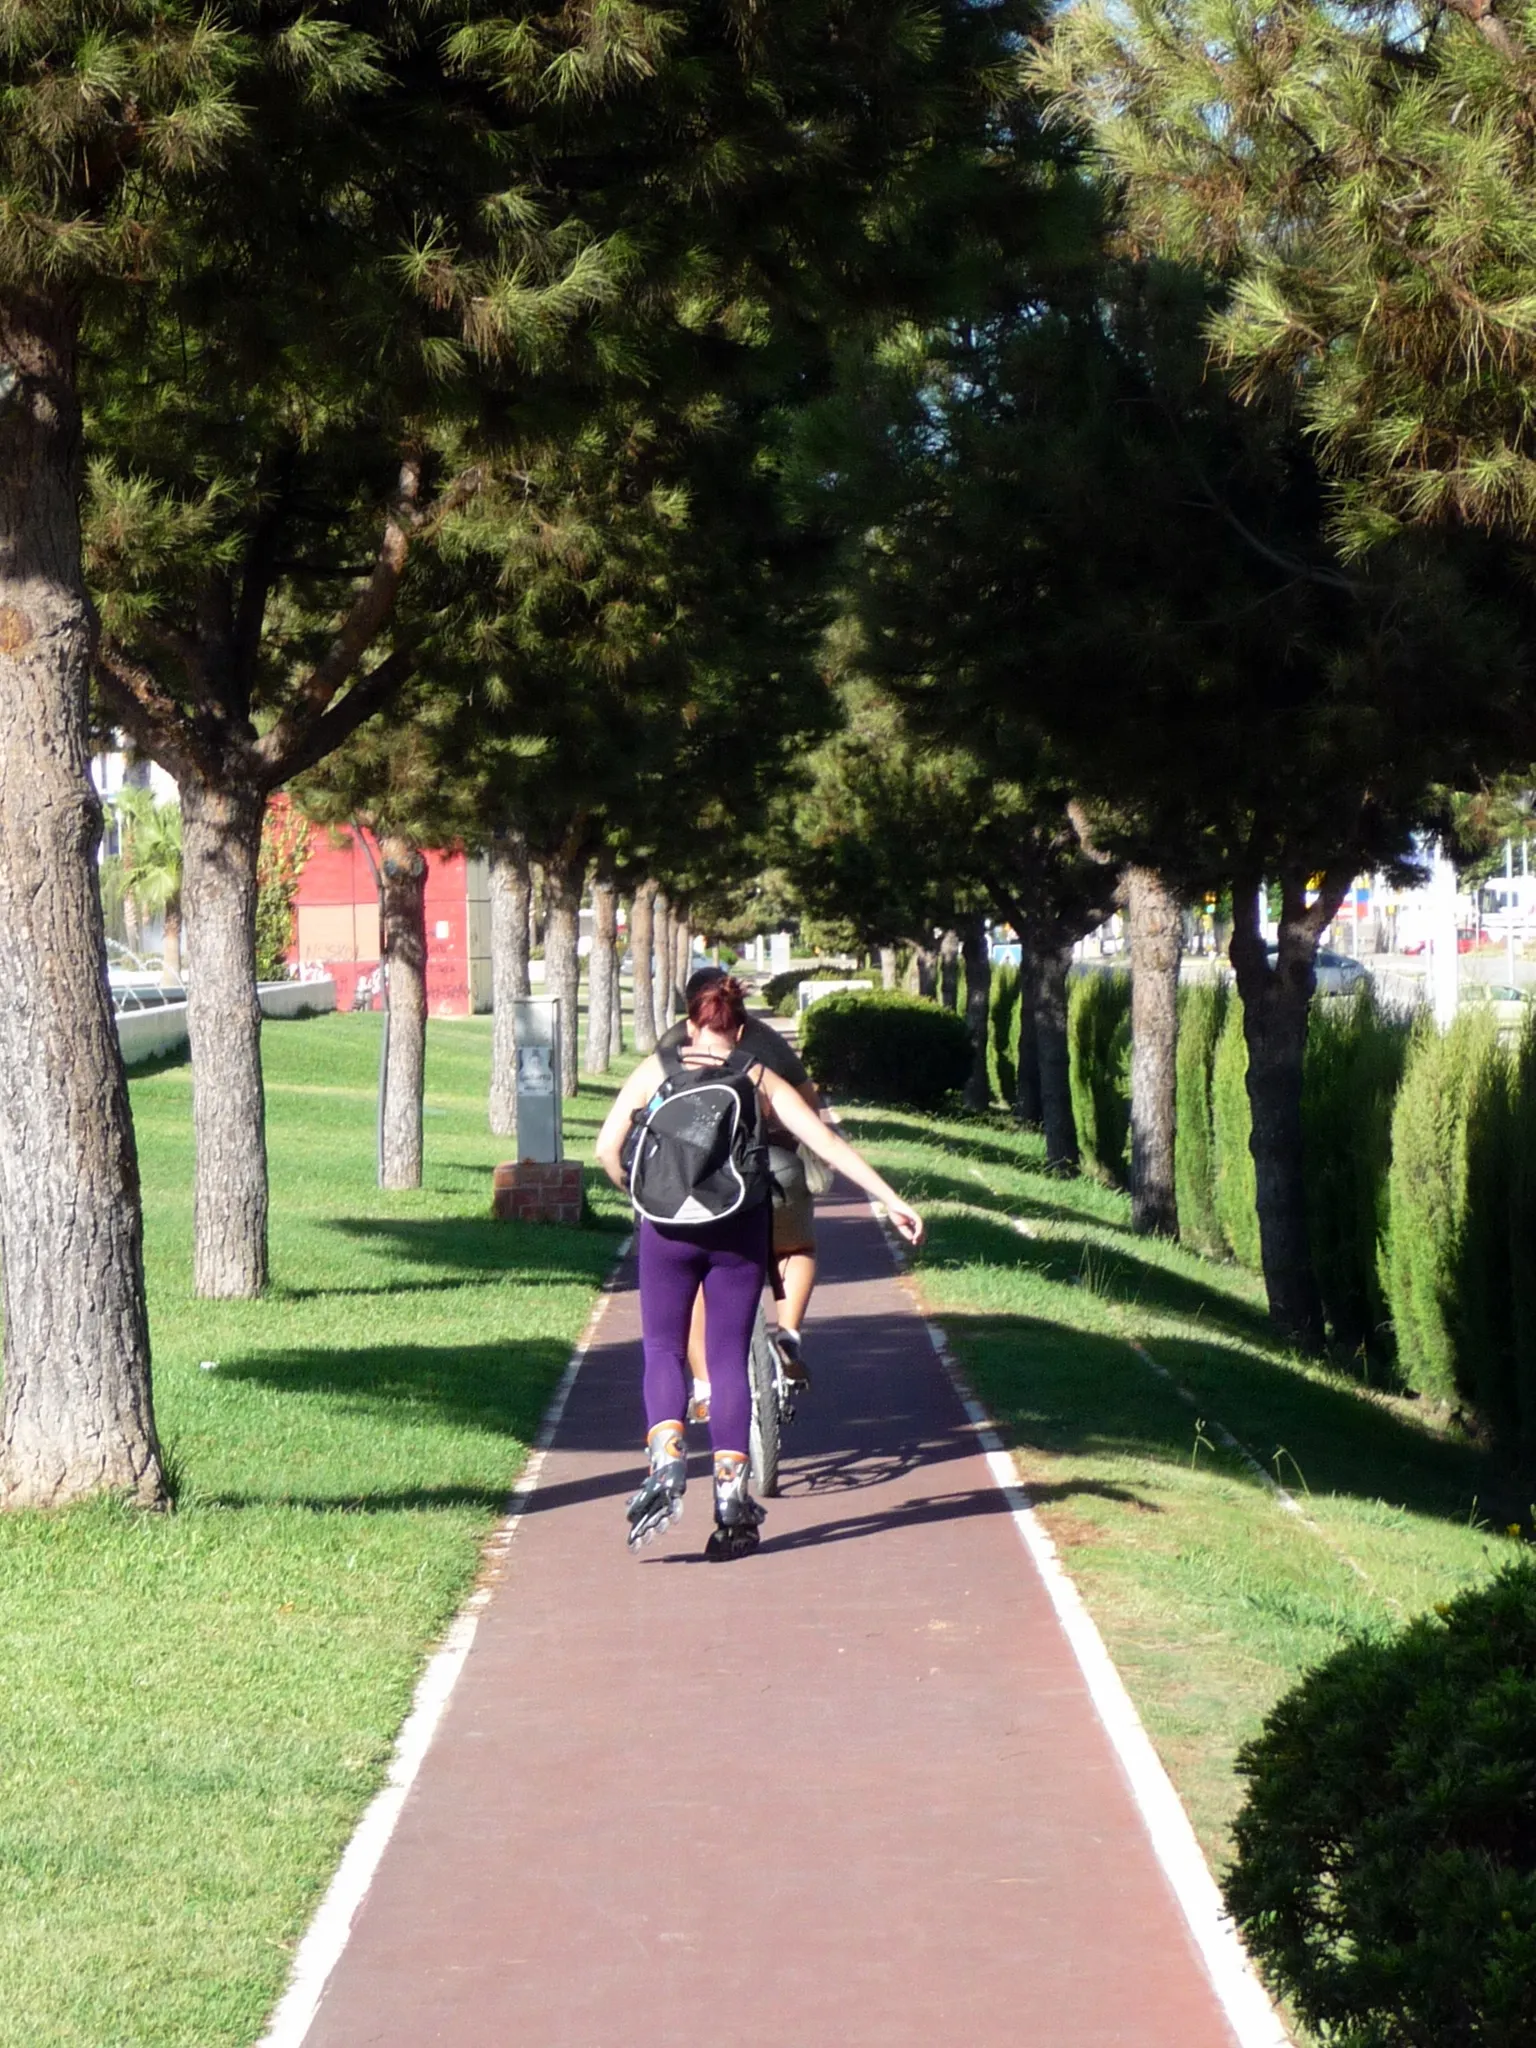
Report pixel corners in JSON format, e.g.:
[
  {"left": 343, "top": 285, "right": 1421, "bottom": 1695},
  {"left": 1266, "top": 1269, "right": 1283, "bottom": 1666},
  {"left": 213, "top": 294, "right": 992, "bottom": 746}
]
[{"left": 294, "top": 1188, "right": 1274, "bottom": 2048}]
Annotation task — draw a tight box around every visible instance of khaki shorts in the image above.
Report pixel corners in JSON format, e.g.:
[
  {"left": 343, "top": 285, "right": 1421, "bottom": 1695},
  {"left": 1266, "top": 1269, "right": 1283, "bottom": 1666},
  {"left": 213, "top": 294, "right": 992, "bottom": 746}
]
[{"left": 767, "top": 1143, "right": 815, "bottom": 1253}]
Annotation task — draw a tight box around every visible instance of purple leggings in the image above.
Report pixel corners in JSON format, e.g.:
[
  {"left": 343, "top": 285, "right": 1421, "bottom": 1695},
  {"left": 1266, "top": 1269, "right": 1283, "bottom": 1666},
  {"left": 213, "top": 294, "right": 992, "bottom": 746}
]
[{"left": 638, "top": 1204, "right": 770, "bottom": 1456}]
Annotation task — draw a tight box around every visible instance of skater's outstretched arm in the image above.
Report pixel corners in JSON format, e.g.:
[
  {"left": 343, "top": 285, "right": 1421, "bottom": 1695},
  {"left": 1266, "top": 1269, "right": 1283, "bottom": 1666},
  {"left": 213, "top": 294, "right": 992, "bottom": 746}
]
[{"left": 757, "top": 1070, "right": 924, "bottom": 1246}]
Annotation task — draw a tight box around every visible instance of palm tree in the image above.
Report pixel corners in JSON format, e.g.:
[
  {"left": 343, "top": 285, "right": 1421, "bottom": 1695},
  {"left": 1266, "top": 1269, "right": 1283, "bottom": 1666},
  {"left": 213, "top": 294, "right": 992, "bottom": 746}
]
[{"left": 102, "top": 789, "right": 183, "bottom": 985}]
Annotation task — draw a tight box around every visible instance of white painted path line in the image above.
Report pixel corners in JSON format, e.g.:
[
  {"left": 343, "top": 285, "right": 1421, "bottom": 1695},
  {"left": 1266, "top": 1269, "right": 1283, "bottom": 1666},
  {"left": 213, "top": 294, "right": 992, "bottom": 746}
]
[
  {"left": 868, "top": 1204, "right": 1292, "bottom": 2048},
  {"left": 256, "top": 1238, "right": 633, "bottom": 2048}
]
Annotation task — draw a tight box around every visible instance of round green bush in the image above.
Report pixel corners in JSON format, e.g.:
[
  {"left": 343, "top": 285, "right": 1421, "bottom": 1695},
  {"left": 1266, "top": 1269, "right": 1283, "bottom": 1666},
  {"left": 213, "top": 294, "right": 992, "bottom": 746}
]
[
  {"left": 802, "top": 991, "right": 971, "bottom": 1110},
  {"left": 760, "top": 962, "right": 846, "bottom": 1015},
  {"left": 1226, "top": 1561, "right": 1536, "bottom": 2048}
]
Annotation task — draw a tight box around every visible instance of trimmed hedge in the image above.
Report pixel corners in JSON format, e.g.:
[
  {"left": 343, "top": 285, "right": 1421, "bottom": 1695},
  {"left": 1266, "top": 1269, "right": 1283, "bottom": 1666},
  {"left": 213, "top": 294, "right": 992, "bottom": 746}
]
[
  {"left": 1380, "top": 1007, "right": 1536, "bottom": 1443},
  {"left": 802, "top": 990, "right": 971, "bottom": 1110},
  {"left": 990, "top": 961, "right": 1020, "bottom": 1108},
  {"left": 1174, "top": 979, "right": 1227, "bottom": 1259},
  {"left": 1303, "top": 989, "right": 1409, "bottom": 1362},
  {"left": 1512, "top": 1020, "right": 1536, "bottom": 1457},
  {"left": 1067, "top": 969, "right": 1131, "bottom": 1185},
  {"left": 1212, "top": 993, "right": 1261, "bottom": 1271},
  {"left": 1383, "top": 1009, "right": 1501, "bottom": 1407},
  {"left": 760, "top": 962, "right": 847, "bottom": 1016},
  {"left": 1227, "top": 1562, "right": 1536, "bottom": 2048}
]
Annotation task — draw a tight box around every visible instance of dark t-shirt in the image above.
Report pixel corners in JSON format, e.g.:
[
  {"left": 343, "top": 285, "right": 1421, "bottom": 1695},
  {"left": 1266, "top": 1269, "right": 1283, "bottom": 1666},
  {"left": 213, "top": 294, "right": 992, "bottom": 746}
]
[{"left": 656, "top": 1013, "right": 809, "bottom": 1089}]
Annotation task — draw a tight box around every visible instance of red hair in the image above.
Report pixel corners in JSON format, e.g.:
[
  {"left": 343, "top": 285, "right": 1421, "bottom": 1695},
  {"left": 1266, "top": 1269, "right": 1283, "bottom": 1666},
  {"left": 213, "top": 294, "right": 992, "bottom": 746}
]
[{"left": 689, "top": 974, "right": 749, "bottom": 1036}]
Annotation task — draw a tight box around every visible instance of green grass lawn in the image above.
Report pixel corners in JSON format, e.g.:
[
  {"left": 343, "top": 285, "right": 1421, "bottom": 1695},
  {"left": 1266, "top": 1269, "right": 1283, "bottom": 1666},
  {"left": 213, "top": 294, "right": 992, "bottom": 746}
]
[
  {"left": 841, "top": 1104, "right": 1524, "bottom": 1874},
  {"left": 1, "top": 1013, "right": 632, "bottom": 2048}
]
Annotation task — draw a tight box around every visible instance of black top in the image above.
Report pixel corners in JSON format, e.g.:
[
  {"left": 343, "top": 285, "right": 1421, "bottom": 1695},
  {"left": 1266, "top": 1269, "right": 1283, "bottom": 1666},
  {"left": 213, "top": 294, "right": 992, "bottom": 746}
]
[{"left": 656, "top": 1013, "right": 809, "bottom": 1089}]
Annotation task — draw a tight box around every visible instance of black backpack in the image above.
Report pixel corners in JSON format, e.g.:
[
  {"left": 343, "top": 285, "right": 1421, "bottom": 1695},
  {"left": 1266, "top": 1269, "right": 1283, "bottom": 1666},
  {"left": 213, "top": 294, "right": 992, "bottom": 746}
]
[{"left": 622, "top": 1045, "right": 768, "bottom": 1228}]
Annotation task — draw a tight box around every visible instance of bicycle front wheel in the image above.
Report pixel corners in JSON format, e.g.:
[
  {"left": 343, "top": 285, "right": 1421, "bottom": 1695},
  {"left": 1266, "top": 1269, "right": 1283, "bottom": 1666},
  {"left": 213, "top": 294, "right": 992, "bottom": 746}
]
[{"left": 747, "top": 1307, "right": 780, "bottom": 1497}]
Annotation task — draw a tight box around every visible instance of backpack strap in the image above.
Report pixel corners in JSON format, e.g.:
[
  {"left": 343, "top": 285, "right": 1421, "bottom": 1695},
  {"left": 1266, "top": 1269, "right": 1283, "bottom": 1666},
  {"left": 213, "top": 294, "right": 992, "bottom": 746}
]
[{"left": 657, "top": 1041, "right": 686, "bottom": 1079}]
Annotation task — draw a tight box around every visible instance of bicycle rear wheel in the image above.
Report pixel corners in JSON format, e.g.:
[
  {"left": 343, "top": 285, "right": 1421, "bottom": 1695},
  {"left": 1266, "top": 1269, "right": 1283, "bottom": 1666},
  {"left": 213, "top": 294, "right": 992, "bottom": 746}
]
[{"left": 747, "top": 1307, "right": 780, "bottom": 1497}]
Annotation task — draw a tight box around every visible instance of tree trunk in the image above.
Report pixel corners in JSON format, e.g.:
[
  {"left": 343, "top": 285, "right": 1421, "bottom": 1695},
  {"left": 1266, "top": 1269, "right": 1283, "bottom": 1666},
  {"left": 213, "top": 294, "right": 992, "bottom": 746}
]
[
  {"left": 630, "top": 881, "right": 658, "bottom": 1053},
  {"left": 905, "top": 944, "right": 937, "bottom": 999},
  {"left": 162, "top": 904, "right": 182, "bottom": 986},
  {"left": 674, "top": 912, "right": 692, "bottom": 1006},
  {"left": 488, "top": 828, "right": 531, "bottom": 1138},
  {"left": 544, "top": 854, "right": 585, "bottom": 1098},
  {"left": 653, "top": 890, "right": 675, "bottom": 1030},
  {"left": 1127, "top": 867, "right": 1181, "bottom": 1237},
  {"left": 1230, "top": 879, "right": 1340, "bottom": 1349},
  {"left": 939, "top": 929, "right": 961, "bottom": 1010},
  {"left": 180, "top": 777, "right": 269, "bottom": 1298},
  {"left": 611, "top": 914, "right": 624, "bottom": 1055},
  {"left": 586, "top": 876, "right": 617, "bottom": 1073},
  {"left": 0, "top": 293, "right": 165, "bottom": 1509},
  {"left": 880, "top": 945, "right": 898, "bottom": 991},
  {"left": 1015, "top": 948, "right": 1043, "bottom": 1124},
  {"left": 379, "top": 836, "right": 428, "bottom": 1191},
  {"left": 961, "top": 914, "right": 992, "bottom": 1112},
  {"left": 1034, "top": 943, "right": 1078, "bottom": 1170}
]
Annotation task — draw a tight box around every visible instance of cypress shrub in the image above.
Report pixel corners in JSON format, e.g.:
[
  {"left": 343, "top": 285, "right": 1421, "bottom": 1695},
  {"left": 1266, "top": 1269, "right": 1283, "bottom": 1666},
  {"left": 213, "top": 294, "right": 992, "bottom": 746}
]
[
  {"left": 1067, "top": 968, "right": 1131, "bottom": 1185},
  {"left": 1454, "top": 1037, "right": 1516, "bottom": 1438},
  {"left": 1212, "top": 993, "right": 1261, "bottom": 1270},
  {"left": 1302, "top": 989, "right": 1409, "bottom": 1361},
  {"left": 1510, "top": 1015, "right": 1536, "bottom": 1456},
  {"left": 990, "top": 962, "right": 1020, "bottom": 1108},
  {"left": 1174, "top": 978, "right": 1227, "bottom": 1257},
  {"left": 802, "top": 990, "right": 971, "bottom": 1110},
  {"left": 1383, "top": 1009, "right": 1502, "bottom": 1407}
]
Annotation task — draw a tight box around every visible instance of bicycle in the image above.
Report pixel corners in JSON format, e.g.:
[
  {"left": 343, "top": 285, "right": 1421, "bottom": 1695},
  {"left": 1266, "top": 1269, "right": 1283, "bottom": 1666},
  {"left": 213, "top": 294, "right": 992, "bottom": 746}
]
[{"left": 747, "top": 1304, "right": 799, "bottom": 1497}]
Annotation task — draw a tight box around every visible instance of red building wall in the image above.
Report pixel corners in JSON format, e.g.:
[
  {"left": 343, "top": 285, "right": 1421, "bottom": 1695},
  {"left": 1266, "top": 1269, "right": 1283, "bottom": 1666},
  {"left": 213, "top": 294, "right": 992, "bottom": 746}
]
[{"left": 288, "top": 819, "right": 487, "bottom": 1017}]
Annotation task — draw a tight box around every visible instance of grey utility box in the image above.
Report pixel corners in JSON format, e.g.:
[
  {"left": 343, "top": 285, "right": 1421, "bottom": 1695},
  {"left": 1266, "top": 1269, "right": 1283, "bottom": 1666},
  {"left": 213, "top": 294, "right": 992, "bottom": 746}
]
[{"left": 514, "top": 997, "right": 563, "bottom": 1162}]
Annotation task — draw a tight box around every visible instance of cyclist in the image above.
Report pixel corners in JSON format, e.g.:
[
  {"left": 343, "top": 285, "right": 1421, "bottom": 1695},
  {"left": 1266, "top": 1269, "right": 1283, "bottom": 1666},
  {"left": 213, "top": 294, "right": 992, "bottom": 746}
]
[
  {"left": 595, "top": 974, "right": 922, "bottom": 1559},
  {"left": 657, "top": 966, "right": 821, "bottom": 1411}
]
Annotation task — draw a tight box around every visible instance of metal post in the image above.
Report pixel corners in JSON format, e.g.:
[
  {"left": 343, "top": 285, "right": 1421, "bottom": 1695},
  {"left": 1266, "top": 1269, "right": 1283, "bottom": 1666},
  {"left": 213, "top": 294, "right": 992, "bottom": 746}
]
[
  {"left": 513, "top": 996, "right": 563, "bottom": 1162},
  {"left": 1508, "top": 838, "right": 1517, "bottom": 983}
]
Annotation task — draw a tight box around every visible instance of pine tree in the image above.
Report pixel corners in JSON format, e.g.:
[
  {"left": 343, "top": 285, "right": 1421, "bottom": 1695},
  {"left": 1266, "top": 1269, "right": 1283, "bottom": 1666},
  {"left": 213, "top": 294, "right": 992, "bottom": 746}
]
[
  {"left": 93, "top": 0, "right": 1035, "bottom": 1284},
  {"left": 297, "top": 698, "right": 478, "bottom": 1191},
  {"left": 1034, "top": 0, "right": 1536, "bottom": 553},
  {"left": 0, "top": 7, "right": 254, "bottom": 1505},
  {"left": 86, "top": 9, "right": 652, "bottom": 1291},
  {"left": 0, "top": 0, "right": 1044, "bottom": 1495},
  {"left": 834, "top": 256, "right": 1528, "bottom": 1342}
]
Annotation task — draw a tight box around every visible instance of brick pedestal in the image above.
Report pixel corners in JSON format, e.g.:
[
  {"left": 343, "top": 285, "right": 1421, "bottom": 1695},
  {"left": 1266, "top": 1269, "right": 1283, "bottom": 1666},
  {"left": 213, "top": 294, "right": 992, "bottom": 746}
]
[{"left": 492, "top": 1160, "right": 585, "bottom": 1225}]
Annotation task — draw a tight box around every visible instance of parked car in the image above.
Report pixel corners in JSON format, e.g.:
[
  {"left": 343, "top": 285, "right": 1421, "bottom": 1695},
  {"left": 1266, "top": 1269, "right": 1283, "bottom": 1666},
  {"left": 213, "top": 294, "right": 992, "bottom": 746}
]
[
  {"left": 1463, "top": 981, "right": 1531, "bottom": 1044},
  {"left": 1264, "top": 944, "right": 1368, "bottom": 996}
]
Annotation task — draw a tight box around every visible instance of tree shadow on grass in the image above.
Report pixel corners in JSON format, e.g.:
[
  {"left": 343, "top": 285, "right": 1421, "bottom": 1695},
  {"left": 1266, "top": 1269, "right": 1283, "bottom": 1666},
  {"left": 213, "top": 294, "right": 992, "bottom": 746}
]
[
  {"left": 279, "top": 1273, "right": 546, "bottom": 1302},
  {"left": 949, "top": 1303, "right": 1501, "bottom": 1530},
  {"left": 877, "top": 1164, "right": 1076, "bottom": 1230},
  {"left": 923, "top": 1210, "right": 1272, "bottom": 1348},
  {"left": 302, "top": 1213, "right": 625, "bottom": 1297},
  {"left": 216, "top": 1336, "right": 572, "bottom": 1470},
  {"left": 837, "top": 1110, "right": 1055, "bottom": 1181},
  {"left": 1150, "top": 1333, "right": 1498, "bottom": 1523},
  {"left": 835, "top": 1111, "right": 1142, "bottom": 1227},
  {"left": 203, "top": 1482, "right": 521, "bottom": 1515}
]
